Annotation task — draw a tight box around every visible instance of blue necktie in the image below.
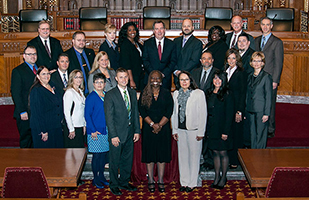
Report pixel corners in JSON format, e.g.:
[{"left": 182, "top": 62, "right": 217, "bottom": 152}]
[{"left": 261, "top": 36, "right": 266, "bottom": 50}]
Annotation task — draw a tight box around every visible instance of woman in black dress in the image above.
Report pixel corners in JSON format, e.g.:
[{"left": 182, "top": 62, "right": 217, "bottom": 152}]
[
  {"left": 202, "top": 26, "right": 229, "bottom": 70},
  {"left": 206, "top": 71, "right": 234, "bottom": 189},
  {"left": 119, "top": 22, "right": 144, "bottom": 90},
  {"left": 138, "top": 70, "right": 173, "bottom": 193},
  {"left": 29, "top": 66, "right": 64, "bottom": 148}
]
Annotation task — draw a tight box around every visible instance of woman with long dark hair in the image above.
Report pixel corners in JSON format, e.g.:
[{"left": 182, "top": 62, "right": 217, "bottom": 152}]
[
  {"left": 224, "top": 48, "right": 247, "bottom": 169},
  {"left": 119, "top": 22, "right": 144, "bottom": 90},
  {"left": 138, "top": 70, "right": 173, "bottom": 193},
  {"left": 171, "top": 71, "right": 207, "bottom": 192},
  {"left": 206, "top": 71, "right": 234, "bottom": 189},
  {"left": 29, "top": 66, "right": 64, "bottom": 148}
]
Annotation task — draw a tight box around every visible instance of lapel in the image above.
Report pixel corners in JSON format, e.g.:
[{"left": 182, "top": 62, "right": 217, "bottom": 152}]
[
  {"left": 229, "top": 67, "right": 240, "bottom": 83},
  {"left": 256, "top": 36, "right": 262, "bottom": 51},
  {"left": 262, "top": 34, "right": 274, "bottom": 51},
  {"left": 204, "top": 67, "right": 215, "bottom": 89},
  {"left": 56, "top": 71, "right": 65, "bottom": 87},
  {"left": 37, "top": 36, "right": 51, "bottom": 59},
  {"left": 116, "top": 86, "right": 129, "bottom": 113},
  {"left": 250, "top": 70, "right": 264, "bottom": 88}
]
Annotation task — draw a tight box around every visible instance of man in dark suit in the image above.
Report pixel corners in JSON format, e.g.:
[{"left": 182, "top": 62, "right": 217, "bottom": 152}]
[
  {"left": 65, "top": 31, "right": 95, "bottom": 95},
  {"left": 255, "top": 17, "right": 284, "bottom": 138},
  {"left": 50, "top": 53, "right": 69, "bottom": 97},
  {"left": 226, "top": 16, "right": 255, "bottom": 50},
  {"left": 104, "top": 68, "right": 140, "bottom": 196},
  {"left": 173, "top": 18, "right": 202, "bottom": 83},
  {"left": 238, "top": 32, "right": 255, "bottom": 75},
  {"left": 191, "top": 51, "right": 219, "bottom": 170},
  {"left": 143, "top": 20, "right": 177, "bottom": 90},
  {"left": 27, "top": 20, "right": 63, "bottom": 70},
  {"left": 11, "top": 46, "right": 38, "bottom": 148}
]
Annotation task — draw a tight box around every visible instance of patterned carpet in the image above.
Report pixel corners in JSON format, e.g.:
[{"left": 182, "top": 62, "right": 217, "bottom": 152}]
[{"left": 59, "top": 180, "right": 255, "bottom": 200}]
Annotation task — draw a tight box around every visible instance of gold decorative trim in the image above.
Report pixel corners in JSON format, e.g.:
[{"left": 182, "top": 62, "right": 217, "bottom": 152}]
[
  {"left": 305, "top": 0, "right": 308, "bottom": 12},
  {"left": 3, "top": 0, "right": 8, "bottom": 14}
]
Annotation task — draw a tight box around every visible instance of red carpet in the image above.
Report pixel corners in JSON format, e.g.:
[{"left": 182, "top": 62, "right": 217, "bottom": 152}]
[
  {"left": 59, "top": 180, "right": 255, "bottom": 200},
  {"left": 0, "top": 103, "right": 309, "bottom": 147}
]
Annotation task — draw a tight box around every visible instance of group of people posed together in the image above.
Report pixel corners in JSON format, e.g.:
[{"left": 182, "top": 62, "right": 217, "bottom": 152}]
[{"left": 11, "top": 14, "right": 283, "bottom": 195}]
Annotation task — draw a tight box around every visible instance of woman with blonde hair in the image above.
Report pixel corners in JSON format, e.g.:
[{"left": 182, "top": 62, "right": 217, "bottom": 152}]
[
  {"left": 99, "top": 23, "right": 119, "bottom": 70},
  {"left": 63, "top": 69, "right": 86, "bottom": 148},
  {"left": 88, "top": 51, "right": 117, "bottom": 93}
]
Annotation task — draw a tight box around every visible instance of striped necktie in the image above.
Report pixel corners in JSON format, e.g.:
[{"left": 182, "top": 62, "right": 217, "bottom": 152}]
[{"left": 123, "top": 90, "right": 131, "bottom": 120}]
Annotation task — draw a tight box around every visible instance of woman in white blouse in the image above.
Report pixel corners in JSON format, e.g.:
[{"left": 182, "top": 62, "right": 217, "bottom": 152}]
[{"left": 63, "top": 69, "right": 86, "bottom": 148}]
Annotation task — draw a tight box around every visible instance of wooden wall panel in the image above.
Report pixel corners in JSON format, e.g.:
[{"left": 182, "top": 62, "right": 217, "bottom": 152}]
[
  {"left": 278, "top": 53, "right": 294, "bottom": 95},
  {"left": 293, "top": 53, "right": 309, "bottom": 96}
]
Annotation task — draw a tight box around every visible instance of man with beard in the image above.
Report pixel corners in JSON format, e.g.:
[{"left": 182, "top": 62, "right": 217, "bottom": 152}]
[
  {"left": 238, "top": 32, "right": 255, "bottom": 75},
  {"left": 191, "top": 51, "right": 219, "bottom": 170},
  {"left": 173, "top": 19, "right": 202, "bottom": 84}
]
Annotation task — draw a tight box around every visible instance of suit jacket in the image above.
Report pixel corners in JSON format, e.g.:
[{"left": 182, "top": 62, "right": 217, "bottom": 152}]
[
  {"left": 50, "top": 70, "right": 66, "bottom": 97},
  {"left": 104, "top": 86, "right": 140, "bottom": 143},
  {"left": 241, "top": 47, "right": 255, "bottom": 74},
  {"left": 246, "top": 70, "right": 273, "bottom": 114},
  {"left": 119, "top": 38, "right": 144, "bottom": 90},
  {"left": 27, "top": 36, "right": 63, "bottom": 70},
  {"left": 11, "top": 62, "right": 36, "bottom": 118},
  {"left": 88, "top": 68, "right": 117, "bottom": 93},
  {"left": 226, "top": 30, "right": 255, "bottom": 50},
  {"left": 29, "top": 84, "right": 64, "bottom": 132},
  {"left": 171, "top": 89, "right": 207, "bottom": 137},
  {"left": 227, "top": 67, "right": 247, "bottom": 113},
  {"left": 173, "top": 35, "right": 202, "bottom": 72},
  {"left": 254, "top": 34, "right": 284, "bottom": 84},
  {"left": 99, "top": 40, "right": 120, "bottom": 70},
  {"left": 191, "top": 66, "right": 219, "bottom": 94},
  {"left": 143, "top": 37, "right": 177, "bottom": 89},
  {"left": 65, "top": 47, "right": 96, "bottom": 74}
]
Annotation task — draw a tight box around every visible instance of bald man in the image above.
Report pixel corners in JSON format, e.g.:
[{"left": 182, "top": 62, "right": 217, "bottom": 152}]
[{"left": 226, "top": 16, "right": 255, "bottom": 50}]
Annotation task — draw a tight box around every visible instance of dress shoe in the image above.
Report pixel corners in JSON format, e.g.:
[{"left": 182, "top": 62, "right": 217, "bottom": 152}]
[
  {"left": 148, "top": 183, "right": 155, "bottom": 193},
  {"left": 110, "top": 187, "right": 122, "bottom": 195},
  {"left": 179, "top": 186, "right": 187, "bottom": 192},
  {"left": 229, "top": 165, "right": 238, "bottom": 169},
  {"left": 119, "top": 184, "right": 137, "bottom": 191},
  {"left": 210, "top": 182, "right": 218, "bottom": 188},
  {"left": 101, "top": 180, "right": 109, "bottom": 186},
  {"left": 92, "top": 180, "right": 104, "bottom": 189},
  {"left": 216, "top": 179, "right": 227, "bottom": 190},
  {"left": 186, "top": 187, "right": 195, "bottom": 192},
  {"left": 158, "top": 183, "right": 165, "bottom": 193},
  {"left": 268, "top": 132, "right": 275, "bottom": 138}
]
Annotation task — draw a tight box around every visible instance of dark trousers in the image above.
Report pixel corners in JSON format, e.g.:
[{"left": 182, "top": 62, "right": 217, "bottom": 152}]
[
  {"left": 228, "top": 120, "right": 244, "bottom": 165},
  {"left": 16, "top": 118, "right": 33, "bottom": 148},
  {"left": 268, "top": 88, "right": 277, "bottom": 133},
  {"left": 243, "top": 111, "right": 251, "bottom": 148},
  {"left": 248, "top": 111, "right": 268, "bottom": 149},
  {"left": 109, "top": 126, "right": 134, "bottom": 188}
]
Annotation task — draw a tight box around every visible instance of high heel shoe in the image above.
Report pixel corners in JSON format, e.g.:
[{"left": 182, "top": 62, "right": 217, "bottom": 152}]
[
  {"left": 210, "top": 182, "right": 218, "bottom": 188},
  {"left": 158, "top": 183, "right": 165, "bottom": 193},
  {"left": 148, "top": 183, "right": 155, "bottom": 193},
  {"left": 216, "top": 179, "right": 227, "bottom": 190},
  {"left": 101, "top": 180, "right": 109, "bottom": 186},
  {"left": 92, "top": 180, "right": 104, "bottom": 189}
]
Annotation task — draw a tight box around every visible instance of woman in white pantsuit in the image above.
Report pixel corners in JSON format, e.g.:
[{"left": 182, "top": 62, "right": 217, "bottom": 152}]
[{"left": 171, "top": 71, "right": 207, "bottom": 193}]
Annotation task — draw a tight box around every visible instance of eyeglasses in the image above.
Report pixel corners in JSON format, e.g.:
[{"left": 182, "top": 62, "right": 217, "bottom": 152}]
[
  {"left": 252, "top": 60, "right": 263, "bottom": 63},
  {"left": 74, "top": 76, "right": 83, "bottom": 79},
  {"left": 94, "top": 81, "right": 105, "bottom": 84},
  {"left": 24, "top": 53, "right": 37, "bottom": 56}
]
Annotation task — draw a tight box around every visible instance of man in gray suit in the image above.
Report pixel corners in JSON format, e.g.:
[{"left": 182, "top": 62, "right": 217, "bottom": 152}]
[
  {"left": 104, "top": 68, "right": 140, "bottom": 196},
  {"left": 254, "top": 17, "right": 284, "bottom": 138}
]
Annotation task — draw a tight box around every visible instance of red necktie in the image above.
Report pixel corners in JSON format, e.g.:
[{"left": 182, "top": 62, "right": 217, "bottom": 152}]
[
  {"left": 158, "top": 41, "right": 162, "bottom": 61},
  {"left": 33, "top": 67, "right": 37, "bottom": 74}
]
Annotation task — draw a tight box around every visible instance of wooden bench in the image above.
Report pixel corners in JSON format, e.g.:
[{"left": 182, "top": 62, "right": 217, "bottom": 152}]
[{"left": 237, "top": 193, "right": 309, "bottom": 200}]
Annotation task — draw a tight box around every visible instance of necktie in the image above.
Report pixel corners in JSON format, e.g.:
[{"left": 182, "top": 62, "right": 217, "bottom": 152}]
[
  {"left": 44, "top": 40, "right": 51, "bottom": 58},
  {"left": 33, "top": 66, "right": 37, "bottom": 74},
  {"left": 200, "top": 71, "right": 207, "bottom": 89},
  {"left": 123, "top": 90, "right": 131, "bottom": 120},
  {"left": 261, "top": 36, "right": 266, "bottom": 50},
  {"left": 231, "top": 35, "right": 237, "bottom": 48},
  {"left": 63, "top": 73, "right": 68, "bottom": 87},
  {"left": 158, "top": 41, "right": 162, "bottom": 61},
  {"left": 80, "top": 53, "right": 90, "bottom": 77},
  {"left": 182, "top": 38, "right": 187, "bottom": 47}
]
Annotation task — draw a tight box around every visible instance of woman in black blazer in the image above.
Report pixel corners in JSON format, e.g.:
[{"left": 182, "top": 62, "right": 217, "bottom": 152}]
[
  {"left": 29, "top": 66, "right": 64, "bottom": 148},
  {"left": 246, "top": 52, "right": 272, "bottom": 149},
  {"left": 224, "top": 48, "right": 247, "bottom": 168},
  {"left": 99, "top": 23, "right": 120, "bottom": 71},
  {"left": 119, "top": 22, "right": 144, "bottom": 91},
  {"left": 206, "top": 71, "right": 234, "bottom": 189}
]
